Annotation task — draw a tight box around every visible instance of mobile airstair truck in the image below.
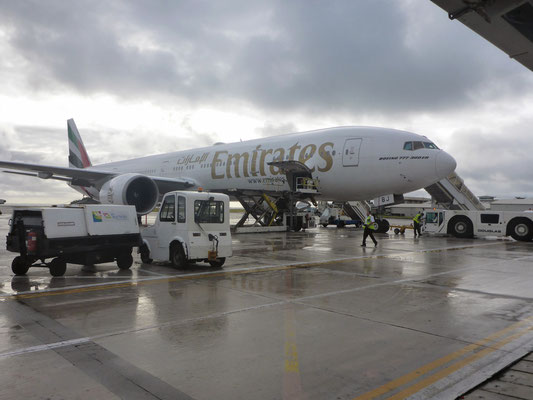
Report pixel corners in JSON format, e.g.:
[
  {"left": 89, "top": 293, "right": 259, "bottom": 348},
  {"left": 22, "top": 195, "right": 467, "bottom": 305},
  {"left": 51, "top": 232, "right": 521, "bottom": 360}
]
[
  {"left": 139, "top": 190, "right": 232, "bottom": 268},
  {"left": 7, "top": 205, "right": 141, "bottom": 276}
]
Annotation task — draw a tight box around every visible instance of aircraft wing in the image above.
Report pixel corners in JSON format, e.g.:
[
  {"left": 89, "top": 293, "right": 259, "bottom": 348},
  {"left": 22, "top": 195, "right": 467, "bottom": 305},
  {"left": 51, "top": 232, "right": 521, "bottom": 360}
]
[
  {"left": 0, "top": 160, "right": 196, "bottom": 192},
  {"left": 431, "top": 0, "right": 533, "bottom": 72}
]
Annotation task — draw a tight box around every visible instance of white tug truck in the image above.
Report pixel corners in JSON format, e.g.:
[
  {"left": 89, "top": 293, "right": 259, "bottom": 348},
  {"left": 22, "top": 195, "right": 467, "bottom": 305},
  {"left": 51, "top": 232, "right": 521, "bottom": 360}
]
[
  {"left": 6, "top": 205, "right": 141, "bottom": 276},
  {"left": 139, "top": 190, "right": 232, "bottom": 268},
  {"left": 422, "top": 209, "right": 533, "bottom": 242}
]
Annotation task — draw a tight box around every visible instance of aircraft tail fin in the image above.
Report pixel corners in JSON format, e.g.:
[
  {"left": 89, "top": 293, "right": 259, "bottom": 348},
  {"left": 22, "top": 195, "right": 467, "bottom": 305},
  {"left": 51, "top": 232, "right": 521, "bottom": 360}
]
[{"left": 68, "top": 119, "right": 92, "bottom": 169}]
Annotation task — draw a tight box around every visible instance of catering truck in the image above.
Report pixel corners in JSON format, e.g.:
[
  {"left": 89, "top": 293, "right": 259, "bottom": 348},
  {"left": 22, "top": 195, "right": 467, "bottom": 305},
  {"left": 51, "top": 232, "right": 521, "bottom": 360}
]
[
  {"left": 139, "top": 190, "right": 232, "bottom": 268},
  {"left": 6, "top": 205, "right": 141, "bottom": 276},
  {"left": 422, "top": 209, "right": 533, "bottom": 242}
]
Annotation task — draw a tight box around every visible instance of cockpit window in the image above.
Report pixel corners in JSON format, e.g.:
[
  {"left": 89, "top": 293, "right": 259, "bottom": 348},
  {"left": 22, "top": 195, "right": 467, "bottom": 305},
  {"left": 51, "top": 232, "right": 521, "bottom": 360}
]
[
  {"left": 404, "top": 141, "right": 439, "bottom": 151},
  {"left": 423, "top": 142, "right": 439, "bottom": 149},
  {"left": 413, "top": 141, "right": 424, "bottom": 150}
]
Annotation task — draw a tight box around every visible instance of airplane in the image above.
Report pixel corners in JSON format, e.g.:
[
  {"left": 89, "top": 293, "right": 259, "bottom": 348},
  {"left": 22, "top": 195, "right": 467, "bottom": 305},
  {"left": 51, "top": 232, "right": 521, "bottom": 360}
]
[{"left": 0, "top": 119, "right": 456, "bottom": 228}]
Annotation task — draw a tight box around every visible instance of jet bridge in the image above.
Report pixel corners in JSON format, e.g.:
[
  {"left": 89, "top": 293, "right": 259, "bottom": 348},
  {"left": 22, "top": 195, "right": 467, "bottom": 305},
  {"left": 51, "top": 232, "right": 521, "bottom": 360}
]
[{"left": 424, "top": 172, "right": 485, "bottom": 211}]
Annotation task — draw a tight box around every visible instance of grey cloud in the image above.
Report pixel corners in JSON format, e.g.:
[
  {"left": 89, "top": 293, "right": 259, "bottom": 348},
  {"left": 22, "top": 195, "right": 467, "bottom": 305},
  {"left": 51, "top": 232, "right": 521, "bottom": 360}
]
[
  {"left": 255, "top": 122, "right": 298, "bottom": 138},
  {"left": 449, "top": 123, "right": 533, "bottom": 198},
  {"left": 1, "top": 0, "right": 531, "bottom": 116}
]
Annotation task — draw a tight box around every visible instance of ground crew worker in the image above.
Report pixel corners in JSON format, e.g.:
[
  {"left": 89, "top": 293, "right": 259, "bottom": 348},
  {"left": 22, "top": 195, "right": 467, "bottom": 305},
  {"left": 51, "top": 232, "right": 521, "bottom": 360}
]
[
  {"left": 413, "top": 211, "right": 424, "bottom": 237},
  {"left": 361, "top": 211, "right": 378, "bottom": 247}
]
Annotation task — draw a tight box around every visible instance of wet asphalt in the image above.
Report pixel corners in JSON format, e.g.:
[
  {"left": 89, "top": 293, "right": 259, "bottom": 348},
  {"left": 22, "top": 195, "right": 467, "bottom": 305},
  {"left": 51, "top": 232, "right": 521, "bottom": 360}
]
[{"left": 1, "top": 213, "right": 533, "bottom": 399}]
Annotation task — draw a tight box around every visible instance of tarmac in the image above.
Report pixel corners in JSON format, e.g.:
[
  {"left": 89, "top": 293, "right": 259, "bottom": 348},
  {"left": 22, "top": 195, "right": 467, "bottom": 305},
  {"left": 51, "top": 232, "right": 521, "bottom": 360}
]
[{"left": 1, "top": 212, "right": 533, "bottom": 399}]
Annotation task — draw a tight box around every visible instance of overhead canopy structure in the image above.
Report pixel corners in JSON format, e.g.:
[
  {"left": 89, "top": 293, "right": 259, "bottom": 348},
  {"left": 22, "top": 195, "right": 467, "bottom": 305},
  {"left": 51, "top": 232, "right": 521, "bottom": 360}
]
[{"left": 431, "top": 0, "right": 533, "bottom": 72}]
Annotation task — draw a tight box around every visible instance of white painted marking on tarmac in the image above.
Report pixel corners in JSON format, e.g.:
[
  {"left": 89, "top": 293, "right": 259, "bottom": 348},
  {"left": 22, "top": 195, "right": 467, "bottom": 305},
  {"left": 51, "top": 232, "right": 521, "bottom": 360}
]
[
  {"left": 137, "top": 268, "right": 170, "bottom": 276},
  {"left": 0, "top": 241, "right": 503, "bottom": 298},
  {"left": 0, "top": 337, "right": 91, "bottom": 358}
]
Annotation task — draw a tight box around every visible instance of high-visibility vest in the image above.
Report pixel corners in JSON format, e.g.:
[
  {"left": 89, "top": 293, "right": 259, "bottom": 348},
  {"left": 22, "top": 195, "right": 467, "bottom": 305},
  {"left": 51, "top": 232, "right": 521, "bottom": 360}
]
[
  {"left": 365, "top": 215, "right": 376, "bottom": 230},
  {"left": 413, "top": 213, "right": 422, "bottom": 223}
]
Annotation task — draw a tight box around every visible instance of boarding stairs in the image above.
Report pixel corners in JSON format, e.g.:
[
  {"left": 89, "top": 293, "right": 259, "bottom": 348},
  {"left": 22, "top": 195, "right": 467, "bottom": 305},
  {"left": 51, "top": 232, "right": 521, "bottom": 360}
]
[
  {"left": 424, "top": 172, "right": 485, "bottom": 211},
  {"left": 331, "top": 201, "right": 370, "bottom": 221}
]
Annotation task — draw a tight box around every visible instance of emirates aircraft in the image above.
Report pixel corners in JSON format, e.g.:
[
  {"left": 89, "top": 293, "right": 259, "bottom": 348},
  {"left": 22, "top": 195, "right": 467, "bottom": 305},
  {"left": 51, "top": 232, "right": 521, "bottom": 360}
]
[{"left": 0, "top": 119, "right": 456, "bottom": 217}]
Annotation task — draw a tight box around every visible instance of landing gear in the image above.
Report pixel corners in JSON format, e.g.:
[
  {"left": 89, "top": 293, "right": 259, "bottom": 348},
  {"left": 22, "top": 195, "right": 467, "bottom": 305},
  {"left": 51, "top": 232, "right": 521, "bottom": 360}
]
[{"left": 374, "top": 219, "right": 390, "bottom": 233}]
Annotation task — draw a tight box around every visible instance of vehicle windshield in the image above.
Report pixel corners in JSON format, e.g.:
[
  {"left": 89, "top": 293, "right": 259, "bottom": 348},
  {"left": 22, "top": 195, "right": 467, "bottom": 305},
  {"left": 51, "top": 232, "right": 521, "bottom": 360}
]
[{"left": 194, "top": 199, "right": 224, "bottom": 223}]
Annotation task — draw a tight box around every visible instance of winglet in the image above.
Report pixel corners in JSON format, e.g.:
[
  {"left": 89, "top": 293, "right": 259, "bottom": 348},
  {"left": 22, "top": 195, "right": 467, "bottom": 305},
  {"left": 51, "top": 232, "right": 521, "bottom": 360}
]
[{"left": 68, "top": 119, "right": 92, "bottom": 168}]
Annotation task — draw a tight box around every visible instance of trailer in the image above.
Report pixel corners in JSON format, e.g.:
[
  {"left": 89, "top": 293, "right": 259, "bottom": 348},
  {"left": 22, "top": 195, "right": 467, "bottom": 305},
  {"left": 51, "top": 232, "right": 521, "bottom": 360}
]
[
  {"left": 140, "top": 190, "right": 232, "bottom": 268},
  {"left": 422, "top": 209, "right": 533, "bottom": 242},
  {"left": 6, "top": 205, "right": 141, "bottom": 276}
]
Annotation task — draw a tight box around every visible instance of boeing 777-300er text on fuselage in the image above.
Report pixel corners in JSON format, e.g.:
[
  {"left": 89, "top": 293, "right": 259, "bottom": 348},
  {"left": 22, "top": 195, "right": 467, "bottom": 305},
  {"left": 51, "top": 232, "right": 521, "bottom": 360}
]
[{"left": 0, "top": 119, "right": 456, "bottom": 215}]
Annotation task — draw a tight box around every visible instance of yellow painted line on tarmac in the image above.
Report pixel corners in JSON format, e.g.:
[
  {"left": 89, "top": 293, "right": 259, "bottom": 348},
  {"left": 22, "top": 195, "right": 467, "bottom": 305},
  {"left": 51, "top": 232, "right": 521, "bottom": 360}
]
[
  {"left": 353, "top": 317, "right": 533, "bottom": 400},
  {"left": 4, "top": 241, "right": 503, "bottom": 301}
]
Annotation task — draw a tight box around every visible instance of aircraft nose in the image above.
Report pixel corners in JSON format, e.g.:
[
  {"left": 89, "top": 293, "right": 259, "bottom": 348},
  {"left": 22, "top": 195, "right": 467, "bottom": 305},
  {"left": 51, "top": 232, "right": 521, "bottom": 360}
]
[{"left": 435, "top": 151, "right": 456, "bottom": 179}]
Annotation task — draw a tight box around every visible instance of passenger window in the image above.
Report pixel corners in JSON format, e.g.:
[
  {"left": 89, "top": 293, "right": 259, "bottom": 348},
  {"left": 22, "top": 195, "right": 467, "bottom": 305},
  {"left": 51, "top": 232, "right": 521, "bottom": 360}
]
[
  {"left": 403, "top": 142, "right": 413, "bottom": 151},
  {"left": 439, "top": 212, "right": 444, "bottom": 225},
  {"left": 160, "top": 196, "right": 176, "bottom": 222},
  {"left": 480, "top": 214, "right": 499, "bottom": 224},
  {"left": 177, "top": 196, "right": 186, "bottom": 223},
  {"left": 423, "top": 142, "right": 439, "bottom": 149},
  {"left": 413, "top": 141, "right": 424, "bottom": 150}
]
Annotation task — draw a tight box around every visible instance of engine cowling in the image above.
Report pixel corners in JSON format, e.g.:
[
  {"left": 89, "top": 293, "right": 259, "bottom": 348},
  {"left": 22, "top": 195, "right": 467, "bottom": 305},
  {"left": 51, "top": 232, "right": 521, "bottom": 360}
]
[{"left": 99, "top": 173, "right": 159, "bottom": 215}]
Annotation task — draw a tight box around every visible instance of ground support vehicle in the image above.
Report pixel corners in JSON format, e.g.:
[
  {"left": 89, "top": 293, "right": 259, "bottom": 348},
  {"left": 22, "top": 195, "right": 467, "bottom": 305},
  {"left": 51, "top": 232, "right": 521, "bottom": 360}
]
[
  {"left": 140, "top": 191, "right": 232, "bottom": 268},
  {"left": 422, "top": 209, "right": 533, "bottom": 241},
  {"left": 390, "top": 223, "right": 413, "bottom": 235},
  {"left": 319, "top": 207, "right": 362, "bottom": 228},
  {"left": 6, "top": 205, "right": 141, "bottom": 276}
]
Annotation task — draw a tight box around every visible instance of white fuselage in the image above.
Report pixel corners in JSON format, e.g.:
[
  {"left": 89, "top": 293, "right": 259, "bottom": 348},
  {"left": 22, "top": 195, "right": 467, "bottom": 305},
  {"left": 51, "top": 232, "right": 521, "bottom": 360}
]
[{"left": 84, "top": 126, "right": 456, "bottom": 201}]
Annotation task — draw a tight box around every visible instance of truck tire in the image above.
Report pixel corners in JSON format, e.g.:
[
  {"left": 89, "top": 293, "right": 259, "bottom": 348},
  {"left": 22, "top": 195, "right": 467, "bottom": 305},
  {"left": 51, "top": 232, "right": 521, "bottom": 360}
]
[
  {"left": 139, "top": 245, "right": 152, "bottom": 264},
  {"left": 170, "top": 242, "right": 186, "bottom": 268},
  {"left": 508, "top": 218, "right": 533, "bottom": 242},
  {"left": 12, "top": 256, "right": 30, "bottom": 276},
  {"left": 209, "top": 257, "right": 226, "bottom": 268},
  {"left": 449, "top": 216, "right": 473, "bottom": 238},
  {"left": 117, "top": 253, "right": 133, "bottom": 270},
  {"left": 49, "top": 258, "right": 67, "bottom": 277}
]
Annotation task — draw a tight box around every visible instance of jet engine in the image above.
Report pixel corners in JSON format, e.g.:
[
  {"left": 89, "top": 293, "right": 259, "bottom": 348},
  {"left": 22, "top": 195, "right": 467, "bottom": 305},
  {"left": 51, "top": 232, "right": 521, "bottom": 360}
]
[{"left": 99, "top": 173, "right": 159, "bottom": 215}]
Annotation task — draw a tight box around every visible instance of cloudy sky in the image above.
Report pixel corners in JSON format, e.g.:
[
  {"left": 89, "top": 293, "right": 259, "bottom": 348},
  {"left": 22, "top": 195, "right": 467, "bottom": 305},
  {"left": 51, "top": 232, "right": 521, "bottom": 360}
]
[{"left": 0, "top": 0, "right": 532, "bottom": 203}]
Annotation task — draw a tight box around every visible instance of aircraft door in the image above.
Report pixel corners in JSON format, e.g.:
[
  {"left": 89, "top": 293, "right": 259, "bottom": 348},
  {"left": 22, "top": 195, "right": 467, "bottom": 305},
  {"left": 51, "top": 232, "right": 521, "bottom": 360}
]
[{"left": 342, "top": 138, "right": 362, "bottom": 167}]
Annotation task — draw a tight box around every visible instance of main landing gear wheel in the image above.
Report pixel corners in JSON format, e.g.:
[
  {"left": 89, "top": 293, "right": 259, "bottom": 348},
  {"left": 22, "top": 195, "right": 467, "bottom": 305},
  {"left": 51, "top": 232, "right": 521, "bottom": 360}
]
[
  {"left": 374, "top": 219, "right": 390, "bottom": 233},
  {"left": 116, "top": 253, "right": 133, "bottom": 270},
  {"left": 509, "top": 218, "right": 533, "bottom": 242},
  {"left": 11, "top": 256, "right": 30, "bottom": 276},
  {"left": 49, "top": 258, "right": 67, "bottom": 277},
  {"left": 209, "top": 258, "right": 226, "bottom": 268},
  {"left": 170, "top": 243, "right": 187, "bottom": 268}
]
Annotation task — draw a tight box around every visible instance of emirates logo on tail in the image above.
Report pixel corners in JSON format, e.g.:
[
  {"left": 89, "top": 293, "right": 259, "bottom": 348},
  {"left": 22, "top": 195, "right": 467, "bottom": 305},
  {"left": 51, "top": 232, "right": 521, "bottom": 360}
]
[{"left": 67, "top": 119, "right": 92, "bottom": 169}]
